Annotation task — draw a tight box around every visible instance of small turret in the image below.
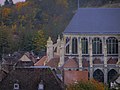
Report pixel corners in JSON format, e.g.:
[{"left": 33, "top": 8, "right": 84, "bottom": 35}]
[{"left": 47, "top": 37, "right": 53, "bottom": 61}]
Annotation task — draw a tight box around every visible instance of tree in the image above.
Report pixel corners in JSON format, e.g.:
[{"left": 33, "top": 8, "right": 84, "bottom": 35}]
[
  {"left": 32, "top": 30, "right": 47, "bottom": 54},
  {"left": 0, "top": 25, "right": 13, "bottom": 58},
  {"left": 67, "top": 79, "right": 107, "bottom": 90},
  {"left": 1, "top": 7, "right": 12, "bottom": 18}
]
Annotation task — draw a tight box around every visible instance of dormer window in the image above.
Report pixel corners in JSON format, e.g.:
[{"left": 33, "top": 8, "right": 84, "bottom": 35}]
[
  {"left": 14, "top": 83, "right": 19, "bottom": 90},
  {"left": 38, "top": 80, "right": 44, "bottom": 90}
]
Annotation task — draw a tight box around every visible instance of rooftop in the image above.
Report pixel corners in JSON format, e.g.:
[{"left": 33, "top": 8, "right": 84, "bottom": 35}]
[
  {"left": 0, "top": 67, "right": 64, "bottom": 90},
  {"left": 64, "top": 8, "right": 120, "bottom": 34}
]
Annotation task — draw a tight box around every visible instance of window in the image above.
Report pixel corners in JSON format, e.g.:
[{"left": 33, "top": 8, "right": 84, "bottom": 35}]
[
  {"left": 14, "top": 83, "right": 19, "bottom": 89},
  {"left": 81, "top": 38, "right": 88, "bottom": 54},
  {"left": 66, "top": 37, "right": 70, "bottom": 54},
  {"left": 72, "top": 37, "right": 78, "bottom": 54},
  {"left": 92, "top": 38, "right": 102, "bottom": 54},
  {"left": 93, "top": 69, "right": 104, "bottom": 82},
  {"left": 38, "top": 80, "right": 44, "bottom": 90},
  {"left": 106, "top": 37, "right": 118, "bottom": 54}
]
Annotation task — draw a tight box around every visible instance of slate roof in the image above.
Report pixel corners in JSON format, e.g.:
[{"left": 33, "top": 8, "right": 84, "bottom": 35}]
[
  {"left": 0, "top": 67, "right": 64, "bottom": 90},
  {"left": 64, "top": 8, "right": 120, "bottom": 34}
]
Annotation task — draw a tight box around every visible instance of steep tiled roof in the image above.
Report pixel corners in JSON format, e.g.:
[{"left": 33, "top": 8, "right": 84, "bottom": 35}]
[
  {"left": 63, "top": 58, "right": 79, "bottom": 68},
  {"left": 45, "top": 55, "right": 60, "bottom": 68},
  {"left": 24, "top": 52, "right": 37, "bottom": 63},
  {"left": 0, "top": 67, "right": 64, "bottom": 90},
  {"left": 34, "top": 56, "right": 47, "bottom": 66},
  {"left": 64, "top": 8, "right": 120, "bottom": 34}
]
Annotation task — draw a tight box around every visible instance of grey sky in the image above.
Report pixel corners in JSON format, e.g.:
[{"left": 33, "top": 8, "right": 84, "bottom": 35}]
[{"left": 0, "top": 0, "right": 25, "bottom": 5}]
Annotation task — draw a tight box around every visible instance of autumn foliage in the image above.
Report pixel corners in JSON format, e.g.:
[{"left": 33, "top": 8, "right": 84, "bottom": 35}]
[
  {"left": 2, "top": 8, "right": 12, "bottom": 17},
  {"left": 15, "top": 2, "right": 30, "bottom": 11},
  {"left": 67, "top": 79, "right": 108, "bottom": 90}
]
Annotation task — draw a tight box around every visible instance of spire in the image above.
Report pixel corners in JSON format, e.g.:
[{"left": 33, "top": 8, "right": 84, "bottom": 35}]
[
  {"left": 9, "top": 0, "right": 14, "bottom": 5},
  {"left": 47, "top": 37, "right": 52, "bottom": 43},
  {"left": 57, "top": 35, "right": 60, "bottom": 42},
  {"left": 4, "top": 0, "right": 9, "bottom": 5},
  {"left": 61, "top": 38, "right": 64, "bottom": 43},
  {"left": 78, "top": 0, "right": 80, "bottom": 9},
  {"left": 48, "top": 37, "right": 51, "bottom": 41},
  {"left": 58, "top": 35, "right": 60, "bottom": 40}
]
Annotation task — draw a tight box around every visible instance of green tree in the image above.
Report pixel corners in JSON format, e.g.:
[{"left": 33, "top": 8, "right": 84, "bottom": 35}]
[
  {"left": 0, "top": 25, "right": 13, "bottom": 58},
  {"left": 32, "top": 30, "right": 47, "bottom": 54}
]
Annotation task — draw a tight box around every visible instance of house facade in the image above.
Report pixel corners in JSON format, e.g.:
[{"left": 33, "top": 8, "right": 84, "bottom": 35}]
[{"left": 46, "top": 8, "right": 120, "bottom": 84}]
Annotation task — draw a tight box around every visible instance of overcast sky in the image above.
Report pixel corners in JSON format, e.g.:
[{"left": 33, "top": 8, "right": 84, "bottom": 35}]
[{"left": 0, "top": 0, "right": 25, "bottom": 5}]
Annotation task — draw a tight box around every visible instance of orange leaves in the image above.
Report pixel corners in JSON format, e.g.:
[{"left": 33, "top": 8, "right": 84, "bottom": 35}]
[
  {"left": 2, "top": 8, "right": 12, "bottom": 18},
  {"left": 67, "top": 79, "right": 106, "bottom": 90},
  {"left": 15, "top": 2, "right": 30, "bottom": 11},
  {"left": 89, "top": 79, "right": 105, "bottom": 90}
]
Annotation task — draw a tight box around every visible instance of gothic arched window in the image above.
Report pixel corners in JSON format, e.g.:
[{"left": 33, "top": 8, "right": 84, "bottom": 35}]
[
  {"left": 72, "top": 37, "right": 78, "bottom": 54},
  {"left": 81, "top": 38, "right": 88, "bottom": 54},
  {"left": 66, "top": 37, "right": 70, "bottom": 54},
  {"left": 92, "top": 37, "right": 102, "bottom": 54},
  {"left": 106, "top": 37, "right": 118, "bottom": 54},
  {"left": 93, "top": 69, "right": 104, "bottom": 82},
  {"left": 108, "top": 69, "right": 118, "bottom": 83}
]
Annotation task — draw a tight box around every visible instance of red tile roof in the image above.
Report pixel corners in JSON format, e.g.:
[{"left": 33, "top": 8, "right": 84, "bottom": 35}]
[
  {"left": 45, "top": 55, "right": 60, "bottom": 68},
  {"left": 63, "top": 58, "right": 79, "bottom": 68},
  {"left": 34, "top": 54, "right": 60, "bottom": 68},
  {"left": 34, "top": 56, "right": 47, "bottom": 66}
]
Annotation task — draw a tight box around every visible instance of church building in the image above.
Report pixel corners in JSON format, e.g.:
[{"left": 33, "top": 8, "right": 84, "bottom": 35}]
[{"left": 45, "top": 8, "right": 120, "bottom": 84}]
